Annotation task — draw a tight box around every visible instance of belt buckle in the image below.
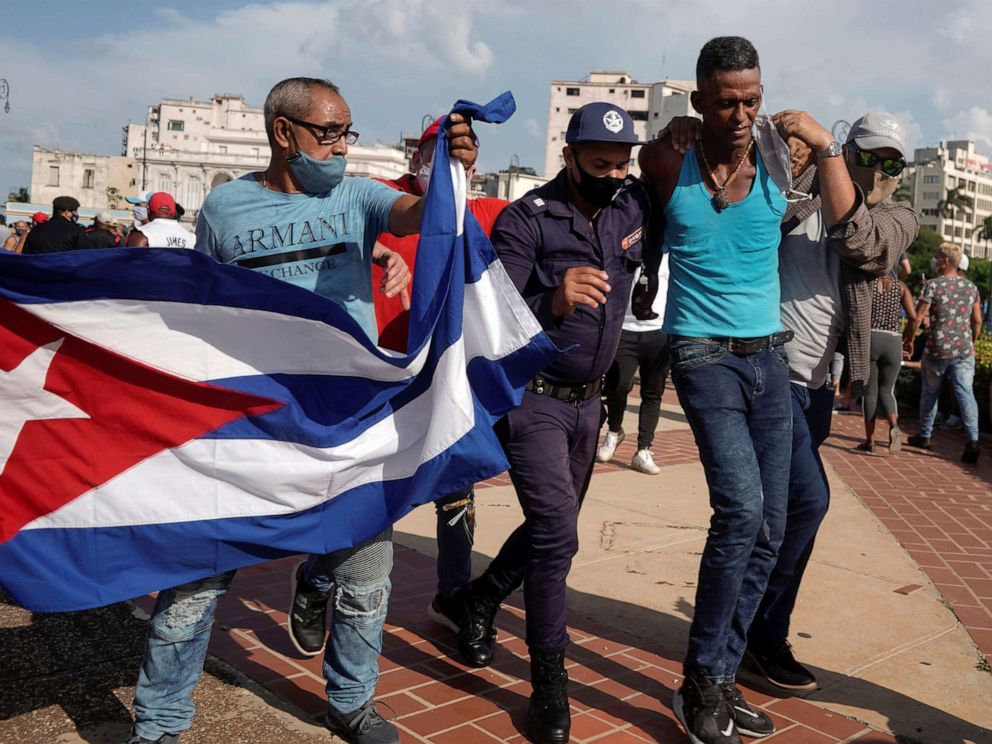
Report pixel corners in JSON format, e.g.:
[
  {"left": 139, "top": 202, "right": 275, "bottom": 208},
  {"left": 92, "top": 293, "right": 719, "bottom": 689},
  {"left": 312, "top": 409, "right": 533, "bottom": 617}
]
[
  {"left": 731, "top": 338, "right": 763, "bottom": 354},
  {"left": 568, "top": 383, "right": 587, "bottom": 403}
]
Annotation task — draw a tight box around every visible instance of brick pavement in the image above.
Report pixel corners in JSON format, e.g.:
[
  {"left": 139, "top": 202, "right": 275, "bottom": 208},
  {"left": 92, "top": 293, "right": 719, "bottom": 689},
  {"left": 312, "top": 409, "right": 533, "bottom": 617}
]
[
  {"left": 817, "top": 411, "right": 992, "bottom": 664},
  {"left": 140, "top": 551, "right": 896, "bottom": 743},
  {"left": 126, "top": 387, "right": 991, "bottom": 742}
]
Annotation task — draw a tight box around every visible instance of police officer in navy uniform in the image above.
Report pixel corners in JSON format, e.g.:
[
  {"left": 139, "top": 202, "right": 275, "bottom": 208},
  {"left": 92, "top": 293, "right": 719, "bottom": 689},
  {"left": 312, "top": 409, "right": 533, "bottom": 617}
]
[{"left": 447, "top": 103, "right": 660, "bottom": 744}]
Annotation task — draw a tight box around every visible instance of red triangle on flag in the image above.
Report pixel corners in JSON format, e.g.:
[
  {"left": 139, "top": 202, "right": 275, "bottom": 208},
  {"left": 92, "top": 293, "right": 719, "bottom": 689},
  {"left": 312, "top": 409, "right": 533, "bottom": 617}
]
[{"left": 0, "top": 299, "right": 284, "bottom": 543}]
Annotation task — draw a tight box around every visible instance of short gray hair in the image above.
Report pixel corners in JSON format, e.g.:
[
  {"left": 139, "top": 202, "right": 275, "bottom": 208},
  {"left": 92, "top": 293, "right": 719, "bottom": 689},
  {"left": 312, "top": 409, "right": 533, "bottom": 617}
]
[{"left": 263, "top": 77, "right": 340, "bottom": 143}]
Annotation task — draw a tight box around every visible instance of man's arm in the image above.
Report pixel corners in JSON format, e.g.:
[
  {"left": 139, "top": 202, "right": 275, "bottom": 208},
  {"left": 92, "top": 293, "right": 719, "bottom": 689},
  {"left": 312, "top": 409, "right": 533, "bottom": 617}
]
[
  {"left": 126, "top": 229, "right": 149, "bottom": 248},
  {"left": 638, "top": 134, "right": 684, "bottom": 211},
  {"left": 904, "top": 299, "right": 930, "bottom": 354},
  {"left": 972, "top": 298, "right": 983, "bottom": 345},
  {"left": 491, "top": 205, "right": 611, "bottom": 328},
  {"left": 774, "top": 110, "right": 856, "bottom": 226}
]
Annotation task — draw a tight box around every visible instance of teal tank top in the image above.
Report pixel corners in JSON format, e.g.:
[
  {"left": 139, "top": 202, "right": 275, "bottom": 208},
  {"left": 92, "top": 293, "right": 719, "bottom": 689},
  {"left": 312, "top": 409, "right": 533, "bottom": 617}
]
[{"left": 662, "top": 146, "right": 787, "bottom": 338}]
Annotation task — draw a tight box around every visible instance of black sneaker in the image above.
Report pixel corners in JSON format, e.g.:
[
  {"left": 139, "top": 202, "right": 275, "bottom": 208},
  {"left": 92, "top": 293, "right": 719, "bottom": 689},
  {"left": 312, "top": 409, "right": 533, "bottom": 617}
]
[
  {"left": 721, "top": 684, "right": 774, "bottom": 738},
  {"left": 288, "top": 560, "right": 329, "bottom": 657},
  {"left": 427, "top": 588, "right": 469, "bottom": 633},
  {"left": 673, "top": 676, "right": 740, "bottom": 744},
  {"left": 325, "top": 699, "right": 399, "bottom": 744},
  {"left": 962, "top": 440, "right": 980, "bottom": 464},
  {"left": 907, "top": 434, "right": 931, "bottom": 450},
  {"left": 457, "top": 577, "right": 501, "bottom": 667},
  {"left": 742, "top": 640, "right": 817, "bottom": 692},
  {"left": 124, "top": 733, "right": 180, "bottom": 744}
]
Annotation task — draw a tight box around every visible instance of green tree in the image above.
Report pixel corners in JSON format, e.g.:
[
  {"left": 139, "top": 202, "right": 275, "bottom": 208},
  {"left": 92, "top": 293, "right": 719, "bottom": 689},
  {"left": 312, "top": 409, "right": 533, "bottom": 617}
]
[
  {"left": 7, "top": 186, "right": 29, "bottom": 202},
  {"left": 106, "top": 186, "right": 123, "bottom": 210},
  {"left": 936, "top": 186, "right": 974, "bottom": 245},
  {"left": 975, "top": 215, "right": 992, "bottom": 256}
]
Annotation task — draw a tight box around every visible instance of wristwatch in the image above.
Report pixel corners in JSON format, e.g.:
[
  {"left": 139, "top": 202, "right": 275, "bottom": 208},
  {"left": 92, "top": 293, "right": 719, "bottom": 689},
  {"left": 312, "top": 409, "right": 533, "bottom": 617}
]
[{"left": 816, "top": 140, "right": 843, "bottom": 158}]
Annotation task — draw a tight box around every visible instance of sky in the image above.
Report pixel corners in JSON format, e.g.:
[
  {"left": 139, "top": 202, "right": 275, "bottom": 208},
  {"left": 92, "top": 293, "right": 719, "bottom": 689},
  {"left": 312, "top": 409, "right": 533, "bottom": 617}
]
[{"left": 1, "top": 0, "right": 991, "bottom": 203}]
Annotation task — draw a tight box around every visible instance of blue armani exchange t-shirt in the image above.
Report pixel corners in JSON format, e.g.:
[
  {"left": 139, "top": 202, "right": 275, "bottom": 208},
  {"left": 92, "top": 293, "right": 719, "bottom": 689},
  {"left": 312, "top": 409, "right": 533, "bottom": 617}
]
[{"left": 195, "top": 174, "right": 403, "bottom": 341}]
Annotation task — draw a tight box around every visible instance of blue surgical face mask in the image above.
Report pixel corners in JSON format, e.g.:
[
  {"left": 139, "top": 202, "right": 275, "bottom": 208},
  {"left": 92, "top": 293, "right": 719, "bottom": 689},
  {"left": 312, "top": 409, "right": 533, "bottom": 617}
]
[
  {"left": 133, "top": 205, "right": 148, "bottom": 222},
  {"left": 288, "top": 151, "right": 347, "bottom": 194}
]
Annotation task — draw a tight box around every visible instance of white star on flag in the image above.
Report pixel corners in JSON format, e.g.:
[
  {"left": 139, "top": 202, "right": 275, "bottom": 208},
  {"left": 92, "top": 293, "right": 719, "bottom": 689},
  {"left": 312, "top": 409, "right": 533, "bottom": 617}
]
[{"left": 0, "top": 338, "right": 89, "bottom": 476}]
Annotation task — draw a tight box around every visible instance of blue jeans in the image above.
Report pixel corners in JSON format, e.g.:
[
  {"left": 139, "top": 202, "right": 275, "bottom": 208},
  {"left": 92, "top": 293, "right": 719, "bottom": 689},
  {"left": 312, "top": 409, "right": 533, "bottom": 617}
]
[
  {"left": 434, "top": 488, "right": 475, "bottom": 596},
  {"left": 132, "top": 532, "right": 392, "bottom": 739},
  {"left": 669, "top": 338, "right": 792, "bottom": 684},
  {"left": 750, "top": 383, "right": 834, "bottom": 646},
  {"left": 919, "top": 355, "right": 980, "bottom": 441}
]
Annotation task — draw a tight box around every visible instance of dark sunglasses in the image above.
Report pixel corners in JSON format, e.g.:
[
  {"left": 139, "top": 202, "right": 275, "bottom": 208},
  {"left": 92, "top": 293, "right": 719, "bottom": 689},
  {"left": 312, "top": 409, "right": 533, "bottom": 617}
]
[
  {"left": 854, "top": 147, "right": 906, "bottom": 177},
  {"left": 285, "top": 116, "right": 359, "bottom": 145}
]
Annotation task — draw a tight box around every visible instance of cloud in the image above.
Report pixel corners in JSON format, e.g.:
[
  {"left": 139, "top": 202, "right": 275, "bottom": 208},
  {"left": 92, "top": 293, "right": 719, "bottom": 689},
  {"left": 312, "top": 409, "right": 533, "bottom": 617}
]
[
  {"left": 1, "top": 0, "right": 991, "bottom": 193},
  {"left": 942, "top": 106, "right": 992, "bottom": 156}
]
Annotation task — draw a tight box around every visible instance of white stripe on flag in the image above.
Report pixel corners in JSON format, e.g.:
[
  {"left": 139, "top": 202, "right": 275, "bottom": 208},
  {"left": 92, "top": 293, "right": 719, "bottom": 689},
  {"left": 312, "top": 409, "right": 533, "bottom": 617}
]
[
  {"left": 18, "top": 266, "right": 538, "bottom": 382},
  {"left": 24, "top": 336, "right": 475, "bottom": 530}
]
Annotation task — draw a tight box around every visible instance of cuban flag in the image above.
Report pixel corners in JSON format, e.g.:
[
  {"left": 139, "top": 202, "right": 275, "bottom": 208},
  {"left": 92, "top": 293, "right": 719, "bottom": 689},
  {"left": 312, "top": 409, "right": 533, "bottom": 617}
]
[{"left": 0, "top": 92, "right": 555, "bottom": 613}]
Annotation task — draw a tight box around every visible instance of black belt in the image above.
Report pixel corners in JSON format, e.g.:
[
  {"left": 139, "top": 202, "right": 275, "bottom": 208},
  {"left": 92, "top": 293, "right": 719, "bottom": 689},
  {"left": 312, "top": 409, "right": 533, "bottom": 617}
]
[
  {"left": 677, "top": 330, "right": 794, "bottom": 355},
  {"left": 526, "top": 375, "right": 603, "bottom": 403}
]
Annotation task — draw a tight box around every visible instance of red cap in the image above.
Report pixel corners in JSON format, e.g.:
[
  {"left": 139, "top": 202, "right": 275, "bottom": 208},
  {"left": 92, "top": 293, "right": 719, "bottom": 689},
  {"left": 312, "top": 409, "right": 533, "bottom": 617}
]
[
  {"left": 417, "top": 117, "right": 443, "bottom": 151},
  {"left": 31, "top": 212, "right": 48, "bottom": 223},
  {"left": 149, "top": 192, "right": 176, "bottom": 217}
]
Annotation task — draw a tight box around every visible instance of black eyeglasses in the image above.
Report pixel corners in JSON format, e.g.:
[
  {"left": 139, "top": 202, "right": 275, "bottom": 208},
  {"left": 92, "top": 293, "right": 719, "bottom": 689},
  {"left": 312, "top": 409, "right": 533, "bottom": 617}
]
[
  {"left": 285, "top": 116, "right": 359, "bottom": 145},
  {"left": 854, "top": 147, "right": 906, "bottom": 177}
]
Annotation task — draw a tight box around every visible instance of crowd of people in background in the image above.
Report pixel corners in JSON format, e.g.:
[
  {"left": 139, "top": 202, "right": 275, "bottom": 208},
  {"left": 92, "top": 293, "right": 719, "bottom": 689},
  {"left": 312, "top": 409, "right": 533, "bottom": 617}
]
[
  {"left": 4, "top": 33, "right": 990, "bottom": 744},
  {"left": 0, "top": 189, "right": 194, "bottom": 254}
]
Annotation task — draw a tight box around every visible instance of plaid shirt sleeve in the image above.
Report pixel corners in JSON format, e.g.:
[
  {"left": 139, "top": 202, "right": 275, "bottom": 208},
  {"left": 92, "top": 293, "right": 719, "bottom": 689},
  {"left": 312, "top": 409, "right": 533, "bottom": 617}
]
[{"left": 828, "top": 189, "right": 919, "bottom": 396}]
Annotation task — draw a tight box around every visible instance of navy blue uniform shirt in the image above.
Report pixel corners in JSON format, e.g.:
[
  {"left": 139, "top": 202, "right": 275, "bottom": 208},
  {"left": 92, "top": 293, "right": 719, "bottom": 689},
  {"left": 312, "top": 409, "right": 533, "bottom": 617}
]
[{"left": 491, "top": 169, "right": 657, "bottom": 386}]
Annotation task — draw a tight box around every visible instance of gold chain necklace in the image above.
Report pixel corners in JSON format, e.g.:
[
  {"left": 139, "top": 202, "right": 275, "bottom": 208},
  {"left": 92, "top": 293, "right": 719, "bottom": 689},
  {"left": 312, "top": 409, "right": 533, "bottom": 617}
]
[{"left": 698, "top": 138, "right": 754, "bottom": 211}]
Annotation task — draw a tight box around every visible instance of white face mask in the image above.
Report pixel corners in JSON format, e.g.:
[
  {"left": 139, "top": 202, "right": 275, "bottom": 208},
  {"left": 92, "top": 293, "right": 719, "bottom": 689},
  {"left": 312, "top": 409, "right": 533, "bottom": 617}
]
[
  {"left": 415, "top": 163, "right": 432, "bottom": 194},
  {"left": 133, "top": 205, "right": 148, "bottom": 222}
]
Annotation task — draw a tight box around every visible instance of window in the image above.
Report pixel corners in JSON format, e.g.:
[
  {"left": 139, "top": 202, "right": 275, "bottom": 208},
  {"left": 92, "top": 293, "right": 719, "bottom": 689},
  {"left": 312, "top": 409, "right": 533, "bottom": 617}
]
[
  {"left": 83, "top": 169, "right": 95, "bottom": 188},
  {"left": 168, "top": 120, "right": 184, "bottom": 132},
  {"left": 628, "top": 110, "right": 648, "bottom": 121},
  {"left": 923, "top": 175, "right": 939, "bottom": 183},
  {"left": 630, "top": 89, "right": 646, "bottom": 99},
  {"left": 186, "top": 178, "right": 202, "bottom": 210},
  {"left": 218, "top": 146, "right": 227, "bottom": 154},
  {"left": 565, "top": 87, "right": 580, "bottom": 96},
  {"left": 567, "top": 108, "right": 578, "bottom": 115},
  {"left": 609, "top": 88, "right": 615, "bottom": 93},
  {"left": 47, "top": 166, "right": 59, "bottom": 186},
  {"left": 157, "top": 175, "right": 172, "bottom": 193},
  {"left": 251, "top": 147, "right": 260, "bottom": 158}
]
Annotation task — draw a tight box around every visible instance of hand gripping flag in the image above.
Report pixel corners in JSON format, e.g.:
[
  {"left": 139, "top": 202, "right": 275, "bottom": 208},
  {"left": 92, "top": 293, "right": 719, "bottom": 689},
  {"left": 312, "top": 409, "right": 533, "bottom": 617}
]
[{"left": 0, "top": 92, "right": 557, "bottom": 612}]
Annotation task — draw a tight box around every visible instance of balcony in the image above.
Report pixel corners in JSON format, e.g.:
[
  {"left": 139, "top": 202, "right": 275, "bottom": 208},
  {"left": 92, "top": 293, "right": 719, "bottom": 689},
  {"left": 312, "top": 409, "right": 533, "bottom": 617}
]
[{"left": 132, "top": 147, "right": 269, "bottom": 168}]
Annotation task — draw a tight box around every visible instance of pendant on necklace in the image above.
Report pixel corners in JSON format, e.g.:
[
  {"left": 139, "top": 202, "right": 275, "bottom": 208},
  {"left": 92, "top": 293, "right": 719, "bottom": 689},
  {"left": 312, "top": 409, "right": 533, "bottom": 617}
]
[{"left": 712, "top": 187, "right": 730, "bottom": 211}]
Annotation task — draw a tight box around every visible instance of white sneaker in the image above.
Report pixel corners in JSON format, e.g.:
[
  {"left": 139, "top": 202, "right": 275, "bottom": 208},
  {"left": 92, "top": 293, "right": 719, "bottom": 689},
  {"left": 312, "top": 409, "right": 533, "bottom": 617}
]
[
  {"left": 597, "top": 429, "right": 624, "bottom": 462},
  {"left": 631, "top": 448, "right": 661, "bottom": 475}
]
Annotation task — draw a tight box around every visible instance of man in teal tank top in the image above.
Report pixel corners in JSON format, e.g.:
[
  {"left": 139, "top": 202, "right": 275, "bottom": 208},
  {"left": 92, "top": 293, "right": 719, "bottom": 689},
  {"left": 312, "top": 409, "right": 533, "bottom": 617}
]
[{"left": 639, "top": 36, "right": 790, "bottom": 744}]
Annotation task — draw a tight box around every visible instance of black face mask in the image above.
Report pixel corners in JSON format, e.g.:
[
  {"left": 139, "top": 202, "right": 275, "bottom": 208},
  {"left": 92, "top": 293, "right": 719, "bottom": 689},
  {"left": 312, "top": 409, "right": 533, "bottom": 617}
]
[{"left": 571, "top": 158, "right": 624, "bottom": 208}]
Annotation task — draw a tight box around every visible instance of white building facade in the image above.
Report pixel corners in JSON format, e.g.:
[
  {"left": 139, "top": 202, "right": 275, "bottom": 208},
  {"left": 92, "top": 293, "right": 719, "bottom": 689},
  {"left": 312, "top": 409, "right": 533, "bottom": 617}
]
[
  {"left": 906, "top": 140, "right": 992, "bottom": 258},
  {"left": 544, "top": 72, "right": 695, "bottom": 178},
  {"left": 30, "top": 94, "right": 408, "bottom": 221}
]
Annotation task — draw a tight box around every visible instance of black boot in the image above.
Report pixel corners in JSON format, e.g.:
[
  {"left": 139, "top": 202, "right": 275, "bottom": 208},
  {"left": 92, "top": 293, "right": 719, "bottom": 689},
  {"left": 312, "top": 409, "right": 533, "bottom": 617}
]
[
  {"left": 527, "top": 649, "right": 570, "bottom": 743},
  {"left": 457, "top": 577, "right": 502, "bottom": 667}
]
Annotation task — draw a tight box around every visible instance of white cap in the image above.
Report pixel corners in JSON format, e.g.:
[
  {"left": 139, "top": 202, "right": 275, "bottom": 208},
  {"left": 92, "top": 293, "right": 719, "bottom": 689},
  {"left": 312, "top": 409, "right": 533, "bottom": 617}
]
[{"left": 959, "top": 253, "right": 970, "bottom": 271}]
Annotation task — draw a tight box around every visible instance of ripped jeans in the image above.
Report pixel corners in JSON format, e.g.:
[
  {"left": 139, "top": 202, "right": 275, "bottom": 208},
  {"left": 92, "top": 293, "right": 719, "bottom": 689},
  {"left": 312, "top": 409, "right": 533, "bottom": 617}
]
[{"left": 132, "top": 531, "right": 392, "bottom": 739}]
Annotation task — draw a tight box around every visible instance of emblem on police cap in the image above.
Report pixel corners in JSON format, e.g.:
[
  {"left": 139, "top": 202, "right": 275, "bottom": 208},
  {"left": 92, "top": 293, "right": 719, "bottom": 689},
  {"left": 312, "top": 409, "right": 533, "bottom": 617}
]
[{"left": 603, "top": 110, "right": 624, "bottom": 133}]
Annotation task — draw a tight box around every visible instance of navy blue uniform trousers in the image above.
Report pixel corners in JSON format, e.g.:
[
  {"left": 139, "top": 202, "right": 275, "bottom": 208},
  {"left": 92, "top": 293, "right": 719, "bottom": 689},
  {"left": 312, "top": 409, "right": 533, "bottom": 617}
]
[{"left": 480, "top": 390, "right": 602, "bottom": 652}]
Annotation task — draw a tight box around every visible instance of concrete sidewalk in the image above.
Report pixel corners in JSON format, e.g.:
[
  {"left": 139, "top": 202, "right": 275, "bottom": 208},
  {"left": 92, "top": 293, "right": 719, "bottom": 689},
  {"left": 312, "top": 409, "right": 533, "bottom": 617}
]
[
  {"left": 391, "top": 398, "right": 992, "bottom": 742},
  {"left": 2, "top": 397, "right": 990, "bottom": 743}
]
